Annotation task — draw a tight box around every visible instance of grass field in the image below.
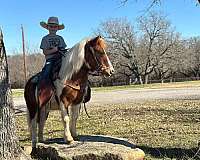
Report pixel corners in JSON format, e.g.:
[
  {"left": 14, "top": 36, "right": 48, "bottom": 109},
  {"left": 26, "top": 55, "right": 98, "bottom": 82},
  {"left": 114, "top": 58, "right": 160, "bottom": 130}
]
[{"left": 15, "top": 99, "right": 200, "bottom": 159}]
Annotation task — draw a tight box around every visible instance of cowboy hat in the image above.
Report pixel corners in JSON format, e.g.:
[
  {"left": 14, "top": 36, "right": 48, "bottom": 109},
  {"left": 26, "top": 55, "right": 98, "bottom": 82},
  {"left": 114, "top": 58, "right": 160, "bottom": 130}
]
[{"left": 40, "top": 17, "right": 65, "bottom": 30}]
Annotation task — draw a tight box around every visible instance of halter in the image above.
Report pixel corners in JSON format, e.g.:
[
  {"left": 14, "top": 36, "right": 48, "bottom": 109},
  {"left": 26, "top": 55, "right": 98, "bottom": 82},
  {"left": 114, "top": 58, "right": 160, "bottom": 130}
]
[
  {"left": 89, "top": 46, "right": 103, "bottom": 73},
  {"left": 85, "top": 45, "right": 109, "bottom": 76},
  {"left": 59, "top": 42, "right": 111, "bottom": 76}
]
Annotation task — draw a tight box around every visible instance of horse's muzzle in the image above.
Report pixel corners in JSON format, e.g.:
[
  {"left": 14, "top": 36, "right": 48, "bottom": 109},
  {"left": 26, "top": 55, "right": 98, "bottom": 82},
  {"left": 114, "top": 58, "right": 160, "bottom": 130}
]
[{"left": 102, "top": 66, "right": 114, "bottom": 77}]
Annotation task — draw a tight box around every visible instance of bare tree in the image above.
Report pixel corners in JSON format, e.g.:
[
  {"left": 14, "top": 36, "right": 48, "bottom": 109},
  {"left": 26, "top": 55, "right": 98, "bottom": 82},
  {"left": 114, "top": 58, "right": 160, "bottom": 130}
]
[
  {"left": 153, "top": 33, "right": 183, "bottom": 82},
  {"left": 26, "top": 53, "right": 44, "bottom": 79},
  {"left": 8, "top": 54, "right": 25, "bottom": 88},
  {"left": 97, "top": 18, "right": 143, "bottom": 84},
  {"left": 97, "top": 12, "right": 178, "bottom": 84},
  {"left": 178, "top": 37, "right": 200, "bottom": 79},
  {"left": 119, "top": 0, "right": 200, "bottom": 7},
  {"left": 8, "top": 50, "right": 44, "bottom": 88},
  {"left": 119, "top": 0, "right": 161, "bottom": 11},
  {"left": 137, "top": 12, "right": 178, "bottom": 83}
]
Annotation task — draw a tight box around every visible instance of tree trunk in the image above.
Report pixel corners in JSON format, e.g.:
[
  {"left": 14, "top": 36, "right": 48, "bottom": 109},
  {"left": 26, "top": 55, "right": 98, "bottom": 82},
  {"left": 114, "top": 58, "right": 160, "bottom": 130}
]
[
  {"left": 139, "top": 76, "right": 143, "bottom": 84},
  {"left": 0, "top": 30, "right": 26, "bottom": 159},
  {"left": 144, "top": 75, "right": 148, "bottom": 84},
  {"left": 0, "top": 84, "right": 21, "bottom": 159}
]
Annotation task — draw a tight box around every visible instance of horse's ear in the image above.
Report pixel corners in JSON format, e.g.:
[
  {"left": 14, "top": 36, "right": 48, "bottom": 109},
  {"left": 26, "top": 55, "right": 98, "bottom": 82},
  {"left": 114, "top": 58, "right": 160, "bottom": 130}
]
[
  {"left": 90, "top": 35, "right": 103, "bottom": 46},
  {"left": 89, "top": 36, "right": 98, "bottom": 46},
  {"left": 94, "top": 36, "right": 100, "bottom": 42},
  {"left": 94, "top": 35, "right": 102, "bottom": 41}
]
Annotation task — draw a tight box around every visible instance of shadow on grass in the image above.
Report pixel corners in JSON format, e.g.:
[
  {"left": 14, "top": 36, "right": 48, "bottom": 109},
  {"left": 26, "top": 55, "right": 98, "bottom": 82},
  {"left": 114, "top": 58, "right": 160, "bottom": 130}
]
[
  {"left": 45, "top": 134, "right": 135, "bottom": 148},
  {"left": 137, "top": 145, "right": 200, "bottom": 159}
]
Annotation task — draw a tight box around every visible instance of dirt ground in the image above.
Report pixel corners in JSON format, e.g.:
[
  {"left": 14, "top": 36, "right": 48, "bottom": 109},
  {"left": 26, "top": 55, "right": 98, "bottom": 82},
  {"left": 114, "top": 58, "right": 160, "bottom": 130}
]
[
  {"left": 90, "top": 87, "right": 200, "bottom": 105},
  {"left": 13, "top": 86, "right": 200, "bottom": 114}
]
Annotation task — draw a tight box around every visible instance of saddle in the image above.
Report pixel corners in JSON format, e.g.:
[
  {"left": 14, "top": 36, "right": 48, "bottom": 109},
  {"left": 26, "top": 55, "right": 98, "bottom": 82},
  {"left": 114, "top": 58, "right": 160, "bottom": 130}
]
[{"left": 31, "top": 55, "right": 91, "bottom": 107}]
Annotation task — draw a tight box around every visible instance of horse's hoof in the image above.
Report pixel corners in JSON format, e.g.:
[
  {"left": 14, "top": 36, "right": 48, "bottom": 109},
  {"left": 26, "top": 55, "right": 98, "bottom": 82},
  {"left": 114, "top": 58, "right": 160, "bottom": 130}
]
[
  {"left": 67, "top": 140, "right": 74, "bottom": 145},
  {"left": 30, "top": 147, "right": 38, "bottom": 158},
  {"left": 38, "top": 139, "right": 44, "bottom": 143},
  {"left": 73, "top": 136, "right": 80, "bottom": 141},
  {"left": 66, "top": 140, "right": 74, "bottom": 145}
]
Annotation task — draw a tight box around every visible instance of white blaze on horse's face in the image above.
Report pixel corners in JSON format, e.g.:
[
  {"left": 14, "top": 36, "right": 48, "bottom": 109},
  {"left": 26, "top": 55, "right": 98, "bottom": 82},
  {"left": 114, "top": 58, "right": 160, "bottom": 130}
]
[{"left": 101, "top": 48, "right": 114, "bottom": 77}]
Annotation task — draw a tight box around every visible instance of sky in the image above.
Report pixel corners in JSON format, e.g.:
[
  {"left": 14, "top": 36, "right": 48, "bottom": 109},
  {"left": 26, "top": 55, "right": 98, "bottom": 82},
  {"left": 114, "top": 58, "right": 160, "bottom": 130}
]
[{"left": 0, "top": 0, "right": 200, "bottom": 55}]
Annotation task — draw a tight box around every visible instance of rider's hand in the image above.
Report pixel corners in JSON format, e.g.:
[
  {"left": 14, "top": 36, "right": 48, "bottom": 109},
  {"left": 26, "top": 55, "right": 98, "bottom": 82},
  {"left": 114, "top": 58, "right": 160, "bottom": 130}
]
[{"left": 53, "top": 46, "right": 58, "bottom": 52}]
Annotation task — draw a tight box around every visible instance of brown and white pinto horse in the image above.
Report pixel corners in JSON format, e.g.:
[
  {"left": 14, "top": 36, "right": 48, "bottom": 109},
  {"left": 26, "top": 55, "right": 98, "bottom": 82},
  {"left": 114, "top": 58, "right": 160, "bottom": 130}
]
[{"left": 24, "top": 36, "right": 114, "bottom": 149}]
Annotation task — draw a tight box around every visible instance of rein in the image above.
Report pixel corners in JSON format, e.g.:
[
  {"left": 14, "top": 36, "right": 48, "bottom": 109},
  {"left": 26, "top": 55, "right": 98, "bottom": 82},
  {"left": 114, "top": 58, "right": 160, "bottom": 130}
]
[
  {"left": 86, "top": 45, "right": 106, "bottom": 76},
  {"left": 88, "top": 46, "right": 111, "bottom": 76},
  {"left": 58, "top": 48, "right": 69, "bottom": 57}
]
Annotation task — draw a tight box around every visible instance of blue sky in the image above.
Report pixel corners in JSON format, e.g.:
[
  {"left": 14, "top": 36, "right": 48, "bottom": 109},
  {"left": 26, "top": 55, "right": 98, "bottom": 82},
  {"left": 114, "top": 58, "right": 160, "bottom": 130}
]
[{"left": 0, "top": 0, "right": 199, "bottom": 54}]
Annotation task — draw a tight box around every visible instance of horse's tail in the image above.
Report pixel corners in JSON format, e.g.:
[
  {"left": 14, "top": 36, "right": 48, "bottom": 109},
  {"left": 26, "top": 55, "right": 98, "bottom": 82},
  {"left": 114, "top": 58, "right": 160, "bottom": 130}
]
[{"left": 24, "top": 75, "right": 39, "bottom": 129}]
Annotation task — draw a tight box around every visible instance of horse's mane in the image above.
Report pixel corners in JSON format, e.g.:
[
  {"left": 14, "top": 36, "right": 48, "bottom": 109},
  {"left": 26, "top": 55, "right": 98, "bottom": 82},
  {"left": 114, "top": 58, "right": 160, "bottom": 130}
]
[{"left": 58, "top": 38, "right": 89, "bottom": 81}]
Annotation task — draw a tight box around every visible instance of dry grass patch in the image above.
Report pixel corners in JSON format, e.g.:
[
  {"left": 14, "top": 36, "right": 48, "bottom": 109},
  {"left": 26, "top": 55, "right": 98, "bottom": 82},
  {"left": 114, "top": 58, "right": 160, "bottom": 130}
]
[{"left": 16, "top": 100, "right": 200, "bottom": 159}]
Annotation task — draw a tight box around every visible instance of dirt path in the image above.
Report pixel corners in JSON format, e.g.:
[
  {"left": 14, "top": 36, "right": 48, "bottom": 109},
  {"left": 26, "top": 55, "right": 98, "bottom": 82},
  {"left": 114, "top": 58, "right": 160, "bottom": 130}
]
[
  {"left": 13, "top": 86, "right": 200, "bottom": 114},
  {"left": 90, "top": 87, "right": 200, "bottom": 105}
]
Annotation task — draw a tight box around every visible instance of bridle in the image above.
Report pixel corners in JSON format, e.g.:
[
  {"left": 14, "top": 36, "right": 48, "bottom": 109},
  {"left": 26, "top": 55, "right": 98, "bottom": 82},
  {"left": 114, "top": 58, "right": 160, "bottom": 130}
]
[
  {"left": 89, "top": 46, "right": 103, "bottom": 74},
  {"left": 58, "top": 42, "right": 111, "bottom": 76},
  {"left": 86, "top": 44, "right": 109, "bottom": 76}
]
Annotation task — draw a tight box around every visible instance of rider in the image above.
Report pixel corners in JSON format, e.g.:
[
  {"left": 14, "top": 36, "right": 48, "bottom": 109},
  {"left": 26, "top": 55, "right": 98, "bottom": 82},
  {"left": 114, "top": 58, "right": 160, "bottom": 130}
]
[{"left": 39, "top": 16, "right": 67, "bottom": 84}]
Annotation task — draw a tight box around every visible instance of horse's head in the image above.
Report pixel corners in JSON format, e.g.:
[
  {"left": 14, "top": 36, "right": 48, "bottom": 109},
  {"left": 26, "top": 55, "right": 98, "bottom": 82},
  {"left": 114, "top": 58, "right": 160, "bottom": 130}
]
[{"left": 85, "top": 36, "right": 114, "bottom": 77}]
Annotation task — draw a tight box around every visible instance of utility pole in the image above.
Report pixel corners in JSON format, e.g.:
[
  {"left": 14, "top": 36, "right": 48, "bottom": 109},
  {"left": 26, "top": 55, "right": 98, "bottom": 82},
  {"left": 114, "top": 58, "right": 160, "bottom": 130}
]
[{"left": 21, "top": 25, "right": 27, "bottom": 84}]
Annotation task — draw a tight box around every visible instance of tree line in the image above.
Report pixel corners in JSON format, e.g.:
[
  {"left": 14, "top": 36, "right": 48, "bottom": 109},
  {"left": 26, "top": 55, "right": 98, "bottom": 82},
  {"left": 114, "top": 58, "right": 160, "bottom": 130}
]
[{"left": 8, "top": 12, "right": 200, "bottom": 88}]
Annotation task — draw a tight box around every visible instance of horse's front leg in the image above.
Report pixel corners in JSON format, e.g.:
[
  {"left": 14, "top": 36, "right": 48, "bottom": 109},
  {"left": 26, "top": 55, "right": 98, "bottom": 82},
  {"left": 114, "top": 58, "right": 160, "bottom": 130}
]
[
  {"left": 59, "top": 102, "right": 74, "bottom": 144},
  {"left": 70, "top": 104, "right": 81, "bottom": 139}
]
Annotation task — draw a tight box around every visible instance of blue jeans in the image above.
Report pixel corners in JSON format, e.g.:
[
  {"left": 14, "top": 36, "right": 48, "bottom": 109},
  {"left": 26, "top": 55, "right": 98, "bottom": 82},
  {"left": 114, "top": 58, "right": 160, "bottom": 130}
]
[
  {"left": 41, "top": 58, "right": 56, "bottom": 80},
  {"left": 38, "top": 58, "right": 56, "bottom": 91}
]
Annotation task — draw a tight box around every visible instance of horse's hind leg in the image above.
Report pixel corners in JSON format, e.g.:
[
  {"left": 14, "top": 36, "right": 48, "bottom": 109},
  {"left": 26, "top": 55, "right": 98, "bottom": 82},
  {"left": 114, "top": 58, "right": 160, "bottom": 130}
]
[
  {"left": 59, "top": 102, "right": 74, "bottom": 144},
  {"left": 28, "top": 113, "right": 37, "bottom": 149},
  {"left": 38, "top": 106, "right": 47, "bottom": 142},
  {"left": 70, "top": 104, "right": 81, "bottom": 139}
]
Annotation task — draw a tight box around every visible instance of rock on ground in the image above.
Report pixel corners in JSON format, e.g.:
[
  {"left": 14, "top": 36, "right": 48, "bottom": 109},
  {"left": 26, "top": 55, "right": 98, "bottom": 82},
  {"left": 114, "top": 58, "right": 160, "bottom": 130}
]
[{"left": 25, "top": 135, "right": 145, "bottom": 160}]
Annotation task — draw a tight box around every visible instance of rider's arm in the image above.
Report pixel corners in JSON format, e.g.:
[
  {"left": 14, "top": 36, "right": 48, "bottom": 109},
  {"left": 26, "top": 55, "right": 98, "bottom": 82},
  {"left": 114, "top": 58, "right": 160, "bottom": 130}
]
[{"left": 43, "top": 47, "right": 58, "bottom": 55}]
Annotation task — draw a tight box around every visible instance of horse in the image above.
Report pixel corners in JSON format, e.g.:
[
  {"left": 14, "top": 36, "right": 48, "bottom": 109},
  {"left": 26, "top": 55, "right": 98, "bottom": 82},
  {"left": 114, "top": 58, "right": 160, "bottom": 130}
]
[{"left": 24, "top": 36, "right": 114, "bottom": 150}]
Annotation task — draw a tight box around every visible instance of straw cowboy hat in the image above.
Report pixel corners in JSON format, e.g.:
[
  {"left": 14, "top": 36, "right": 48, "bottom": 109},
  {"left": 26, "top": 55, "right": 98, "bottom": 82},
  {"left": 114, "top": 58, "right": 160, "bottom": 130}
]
[{"left": 40, "top": 17, "right": 65, "bottom": 30}]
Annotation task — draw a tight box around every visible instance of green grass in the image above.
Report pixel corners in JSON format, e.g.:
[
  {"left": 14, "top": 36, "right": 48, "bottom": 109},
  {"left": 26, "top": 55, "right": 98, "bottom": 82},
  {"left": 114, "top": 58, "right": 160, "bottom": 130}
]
[
  {"left": 92, "top": 80, "right": 200, "bottom": 91},
  {"left": 16, "top": 100, "right": 200, "bottom": 159},
  {"left": 12, "top": 89, "right": 24, "bottom": 97}
]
